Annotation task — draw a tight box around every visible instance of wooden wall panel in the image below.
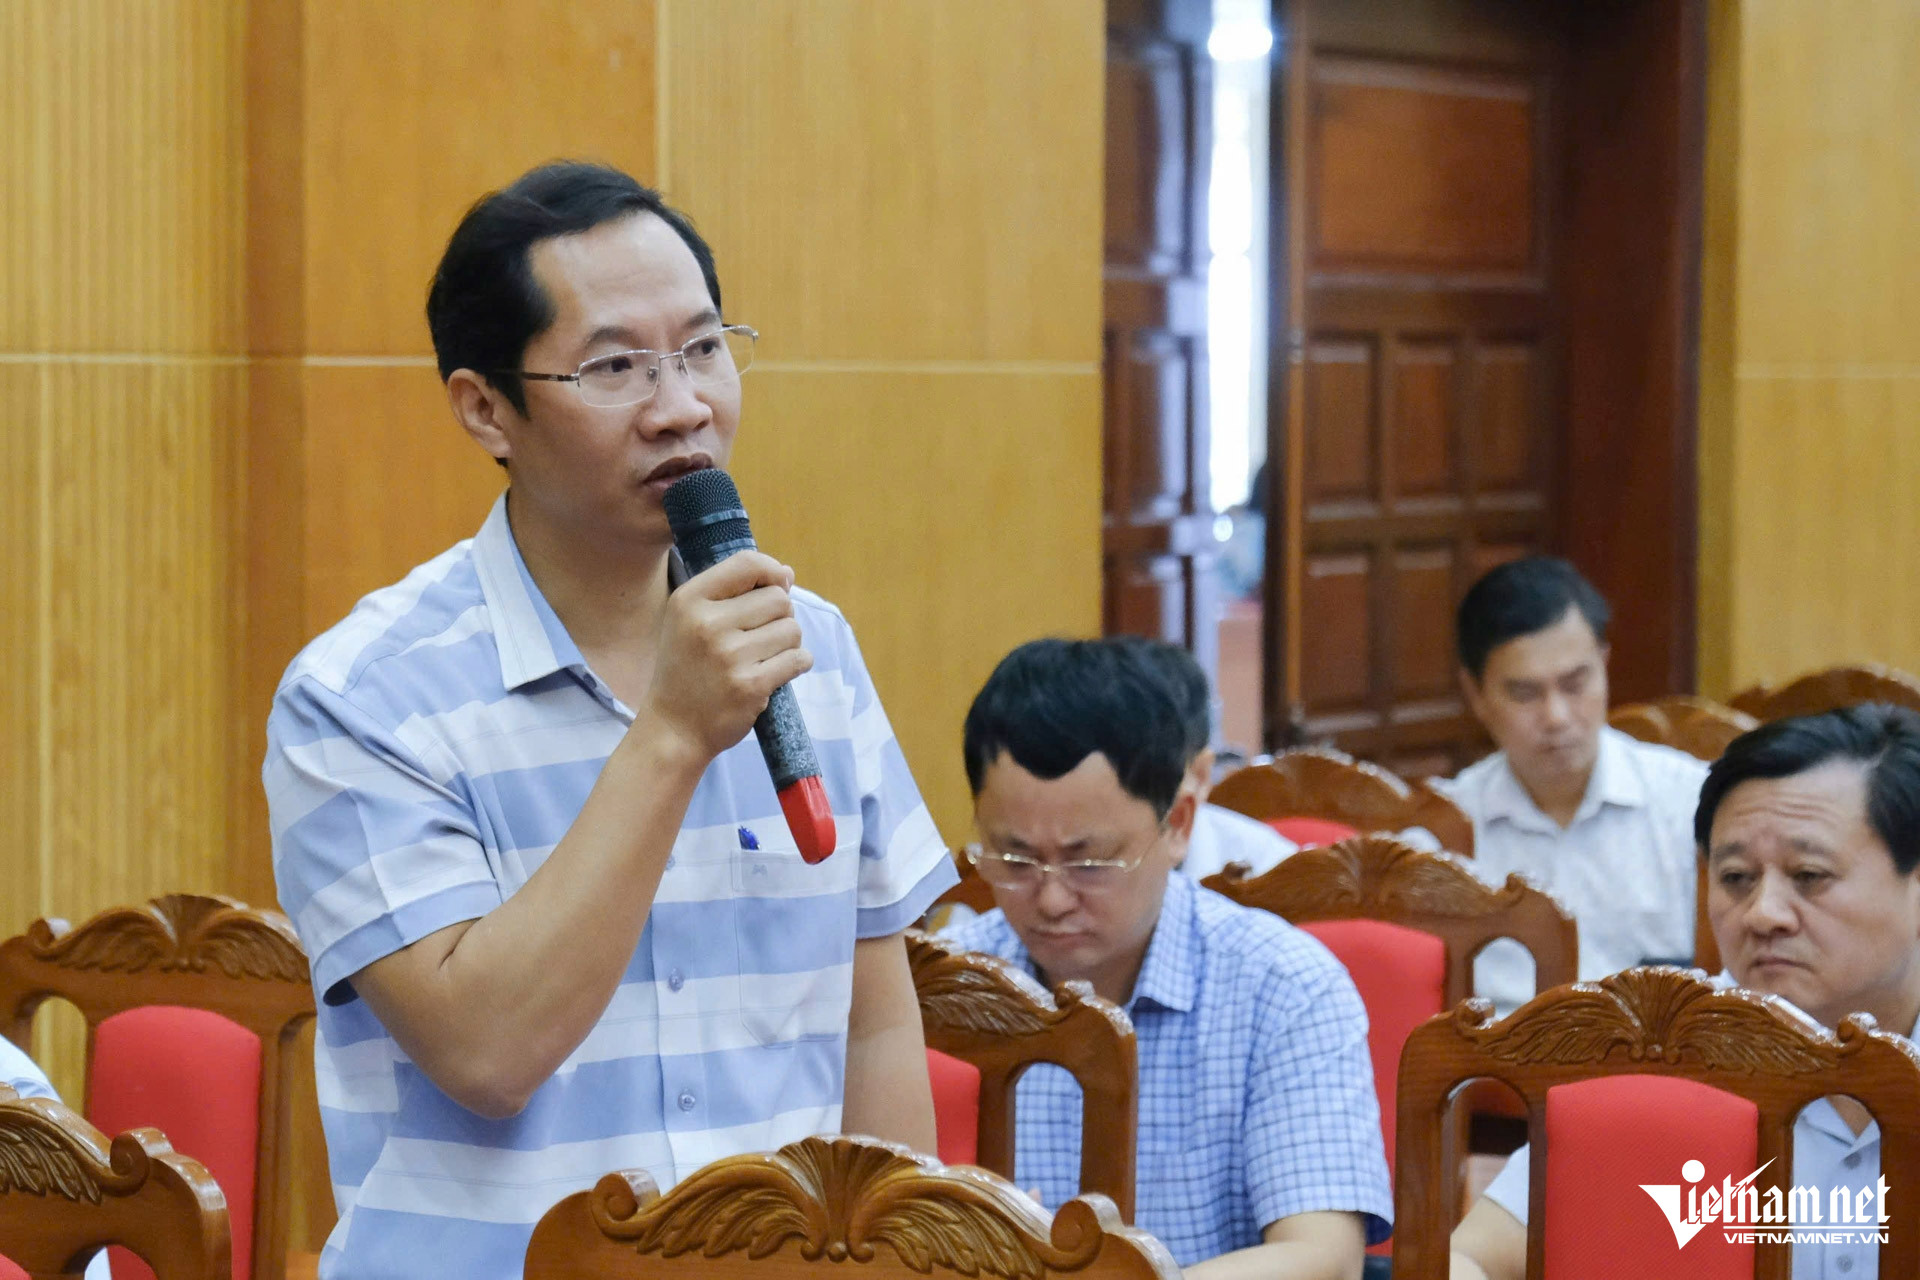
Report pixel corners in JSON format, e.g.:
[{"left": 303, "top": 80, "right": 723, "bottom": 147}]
[
  {"left": 0, "top": 363, "right": 44, "bottom": 985},
  {"left": 1697, "top": 0, "right": 1920, "bottom": 693},
  {"left": 661, "top": 0, "right": 1104, "bottom": 364},
  {"left": 666, "top": 0, "right": 1106, "bottom": 842},
  {"left": 729, "top": 370, "right": 1102, "bottom": 845},
  {"left": 300, "top": 0, "right": 658, "bottom": 356}
]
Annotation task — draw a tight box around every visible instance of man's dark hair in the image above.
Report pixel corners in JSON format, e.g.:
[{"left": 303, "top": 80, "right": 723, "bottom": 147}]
[
  {"left": 962, "top": 638, "right": 1196, "bottom": 819},
  {"left": 1455, "top": 555, "right": 1611, "bottom": 680},
  {"left": 1695, "top": 703, "right": 1920, "bottom": 875},
  {"left": 1123, "top": 635, "right": 1212, "bottom": 762},
  {"left": 425, "top": 161, "right": 721, "bottom": 417}
]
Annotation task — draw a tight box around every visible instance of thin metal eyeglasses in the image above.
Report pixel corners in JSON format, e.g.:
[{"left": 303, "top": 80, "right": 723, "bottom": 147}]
[
  {"left": 964, "top": 828, "right": 1164, "bottom": 895},
  {"left": 505, "top": 325, "right": 758, "bottom": 408}
]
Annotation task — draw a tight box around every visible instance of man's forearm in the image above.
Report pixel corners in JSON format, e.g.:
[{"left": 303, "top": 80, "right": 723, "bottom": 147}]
[
  {"left": 1183, "top": 1241, "right": 1359, "bottom": 1280},
  {"left": 841, "top": 933, "right": 938, "bottom": 1152},
  {"left": 356, "top": 713, "right": 706, "bottom": 1116}
]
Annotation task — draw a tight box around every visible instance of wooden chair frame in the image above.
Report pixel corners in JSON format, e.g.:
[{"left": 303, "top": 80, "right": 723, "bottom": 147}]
[
  {"left": 906, "top": 931, "right": 1137, "bottom": 1221},
  {"left": 0, "top": 894, "right": 315, "bottom": 1280},
  {"left": 1609, "top": 696, "right": 1758, "bottom": 761},
  {"left": 1208, "top": 747, "right": 1476, "bottom": 857},
  {"left": 0, "top": 1085, "right": 231, "bottom": 1279},
  {"left": 1730, "top": 663, "right": 1920, "bottom": 721},
  {"left": 1392, "top": 967, "right": 1920, "bottom": 1280},
  {"left": 523, "top": 1135, "right": 1181, "bottom": 1280},
  {"left": 1199, "top": 836, "right": 1576, "bottom": 1006}
]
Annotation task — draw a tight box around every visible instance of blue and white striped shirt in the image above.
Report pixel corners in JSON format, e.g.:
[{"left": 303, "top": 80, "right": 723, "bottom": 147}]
[
  {"left": 942, "top": 873, "right": 1394, "bottom": 1267},
  {"left": 265, "top": 495, "right": 956, "bottom": 1279}
]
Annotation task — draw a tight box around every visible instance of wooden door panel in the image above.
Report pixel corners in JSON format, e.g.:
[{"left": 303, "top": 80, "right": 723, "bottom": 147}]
[
  {"left": 1473, "top": 342, "right": 1539, "bottom": 492},
  {"left": 1304, "top": 339, "right": 1377, "bottom": 509},
  {"left": 1392, "top": 544, "right": 1458, "bottom": 701},
  {"left": 1103, "top": 0, "right": 1213, "bottom": 659},
  {"left": 1389, "top": 340, "right": 1459, "bottom": 499},
  {"left": 1300, "top": 551, "right": 1373, "bottom": 716},
  {"left": 1309, "top": 58, "right": 1538, "bottom": 273}
]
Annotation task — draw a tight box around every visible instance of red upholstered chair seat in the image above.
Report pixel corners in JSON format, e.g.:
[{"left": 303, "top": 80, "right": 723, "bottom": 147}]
[
  {"left": 1542, "top": 1074, "right": 1758, "bottom": 1280},
  {"left": 1266, "top": 816, "right": 1362, "bottom": 850},
  {"left": 1300, "top": 919, "right": 1446, "bottom": 1173},
  {"left": 0, "top": 1255, "right": 25, "bottom": 1279},
  {"left": 89, "top": 1006, "right": 261, "bottom": 1280},
  {"left": 926, "top": 1047, "right": 981, "bottom": 1166}
]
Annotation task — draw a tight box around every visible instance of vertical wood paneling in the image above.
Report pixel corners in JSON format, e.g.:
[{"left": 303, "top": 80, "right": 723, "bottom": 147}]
[
  {"left": 1698, "top": 0, "right": 1920, "bottom": 693},
  {"left": 2, "top": 0, "right": 248, "bottom": 1106},
  {"left": 664, "top": 0, "right": 1105, "bottom": 841}
]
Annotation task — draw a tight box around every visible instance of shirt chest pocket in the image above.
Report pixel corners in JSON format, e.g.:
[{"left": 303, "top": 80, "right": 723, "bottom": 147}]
[{"left": 731, "top": 827, "right": 861, "bottom": 1046}]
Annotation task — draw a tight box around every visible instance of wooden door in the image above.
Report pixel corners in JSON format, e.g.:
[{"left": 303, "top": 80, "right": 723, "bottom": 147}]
[
  {"left": 1104, "top": 0, "right": 1218, "bottom": 675},
  {"left": 1265, "top": 0, "right": 1703, "bottom": 774}
]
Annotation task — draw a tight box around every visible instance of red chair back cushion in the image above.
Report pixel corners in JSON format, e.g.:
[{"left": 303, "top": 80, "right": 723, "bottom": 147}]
[
  {"left": 926, "top": 1048, "right": 981, "bottom": 1166},
  {"left": 90, "top": 1006, "right": 261, "bottom": 1280},
  {"left": 1266, "top": 816, "right": 1361, "bottom": 849},
  {"left": 1543, "top": 1074, "right": 1758, "bottom": 1280},
  {"left": 1300, "top": 919, "right": 1445, "bottom": 1171},
  {"left": 0, "top": 1256, "right": 24, "bottom": 1279}
]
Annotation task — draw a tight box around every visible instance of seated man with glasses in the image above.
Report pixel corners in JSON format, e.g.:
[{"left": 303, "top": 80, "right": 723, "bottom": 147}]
[
  {"left": 942, "top": 637, "right": 1392, "bottom": 1280},
  {"left": 264, "top": 162, "right": 955, "bottom": 1280}
]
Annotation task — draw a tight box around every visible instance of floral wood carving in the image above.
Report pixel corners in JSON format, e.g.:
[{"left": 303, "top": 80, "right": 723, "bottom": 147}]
[
  {"left": 1210, "top": 747, "right": 1476, "bottom": 856},
  {"left": 1207, "top": 835, "right": 1528, "bottom": 920},
  {"left": 0, "top": 1090, "right": 166, "bottom": 1204},
  {"left": 591, "top": 1136, "right": 1106, "bottom": 1280},
  {"left": 1459, "top": 967, "right": 1857, "bottom": 1073},
  {"left": 23, "top": 894, "right": 307, "bottom": 984},
  {"left": 906, "top": 930, "right": 1094, "bottom": 1039}
]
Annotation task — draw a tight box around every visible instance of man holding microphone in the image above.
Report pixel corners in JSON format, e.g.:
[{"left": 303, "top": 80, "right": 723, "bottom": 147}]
[{"left": 264, "top": 162, "right": 955, "bottom": 1278}]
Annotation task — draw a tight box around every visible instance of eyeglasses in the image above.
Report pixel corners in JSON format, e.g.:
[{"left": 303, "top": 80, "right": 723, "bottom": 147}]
[
  {"left": 507, "top": 325, "right": 758, "bottom": 408},
  {"left": 964, "top": 829, "right": 1162, "bottom": 896}
]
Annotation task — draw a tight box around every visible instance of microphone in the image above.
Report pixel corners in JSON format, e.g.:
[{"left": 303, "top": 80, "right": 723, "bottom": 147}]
[{"left": 662, "top": 468, "right": 838, "bottom": 864}]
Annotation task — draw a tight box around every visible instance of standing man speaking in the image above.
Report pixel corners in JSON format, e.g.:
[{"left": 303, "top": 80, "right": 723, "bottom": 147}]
[{"left": 264, "top": 162, "right": 956, "bottom": 1278}]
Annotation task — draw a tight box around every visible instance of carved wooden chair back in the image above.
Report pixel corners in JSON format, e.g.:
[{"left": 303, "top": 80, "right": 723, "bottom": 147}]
[
  {"left": 1392, "top": 968, "right": 1920, "bottom": 1280},
  {"left": 522, "top": 1135, "right": 1182, "bottom": 1280},
  {"left": 1209, "top": 748, "right": 1476, "bottom": 857},
  {"left": 1200, "top": 836, "right": 1576, "bottom": 1009},
  {"left": 0, "top": 895, "right": 315, "bottom": 1280},
  {"left": 1730, "top": 663, "right": 1920, "bottom": 721},
  {"left": 906, "top": 931, "right": 1137, "bottom": 1220},
  {"left": 0, "top": 1085, "right": 231, "bottom": 1279},
  {"left": 1609, "top": 696, "right": 1758, "bottom": 761}
]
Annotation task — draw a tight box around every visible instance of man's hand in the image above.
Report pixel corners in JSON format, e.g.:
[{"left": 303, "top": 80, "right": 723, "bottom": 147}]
[{"left": 643, "top": 550, "right": 812, "bottom": 764}]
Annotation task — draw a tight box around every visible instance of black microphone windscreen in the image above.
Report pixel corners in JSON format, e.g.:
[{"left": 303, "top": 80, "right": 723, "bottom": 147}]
[{"left": 662, "top": 468, "right": 756, "bottom": 574}]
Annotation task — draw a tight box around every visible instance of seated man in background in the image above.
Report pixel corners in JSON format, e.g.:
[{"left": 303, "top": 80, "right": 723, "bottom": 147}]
[
  {"left": 1452, "top": 703, "right": 1920, "bottom": 1280},
  {"left": 1136, "top": 635, "right": 1296, "bottom": 880},
  {"left": 943, "top": 637, "right": 1392, "bottom": 1279},
  {"left": 1439, "top": 556, "right": 1706, "bottom": 1011},
  {"left": 0, "top": 1040, "right": 110, "bottom": 1279}
]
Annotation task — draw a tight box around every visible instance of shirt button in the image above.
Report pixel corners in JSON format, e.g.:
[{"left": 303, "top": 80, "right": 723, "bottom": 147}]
[
  {"left": 678, "top": 1091, "right": 696, "bottom": 1112},
  {"left": 667, "top": 969, "right": 685, "bottom": 992},
  {"left": 665, "top": 854, "right": 677, "bottom": 871},
  {"left": 1844, "top": 1152, "right": 1863, "bottom": 1169},
  {"left": 1838, "top": 1256, "right": 1854, "bottom": 1273}
]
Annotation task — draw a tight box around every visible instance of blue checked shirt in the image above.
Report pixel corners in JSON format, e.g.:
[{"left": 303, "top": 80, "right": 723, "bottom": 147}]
[
  {"left": 264, "top": 495, "right": 957, "bottom": 1280},
  {"left": 942, "top": 872, "right": 1393, "bottom": 1266}
]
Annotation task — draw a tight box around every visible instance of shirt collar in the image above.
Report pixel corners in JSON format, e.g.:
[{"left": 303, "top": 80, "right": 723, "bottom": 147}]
[
  {"left": 1126, "top": 871, "right": 1201, "bottom": 1014},
  {"left": 470, "top": 493, "right": 690, "bottom": 692},
  {"left": 470, "top": 493, "right": 586, "bottom": 690},
  {"left": 1483, "top": 726, "right": 1647, "bottom": 831}
]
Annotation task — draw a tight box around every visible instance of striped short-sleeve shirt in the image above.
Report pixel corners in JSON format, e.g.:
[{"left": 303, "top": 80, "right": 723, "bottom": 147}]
[{"left": 264, "top": 495, "right": 956, "bottom": 1280}]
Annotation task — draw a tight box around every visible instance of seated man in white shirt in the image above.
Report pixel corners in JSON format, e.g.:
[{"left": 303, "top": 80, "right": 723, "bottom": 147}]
[
  {"left": 1436, "top": 556, "right": 1707, "bottom": 1011},
  {"left": 1135, "top": 636, "right": 1298, "bottom": 880},
  {"left": 1452, "top": 703, "right": 1920, "bottom": 1280},
  {"left": 0, "top": 1039, "right": 111, "bottom": 1279}
]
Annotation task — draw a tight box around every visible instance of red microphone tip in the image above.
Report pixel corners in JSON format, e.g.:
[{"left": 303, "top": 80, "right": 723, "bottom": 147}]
[{"left": 778, "top": 775, "right": 838, "bottom": 864}]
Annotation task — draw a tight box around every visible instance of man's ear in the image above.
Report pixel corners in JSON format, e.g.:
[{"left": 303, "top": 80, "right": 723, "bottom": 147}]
[
  {"left": 447, "top": 369, "right": 517, "bottom": 465},
  {"left": 1187, "top": 746, "right": 1217, "bottom": 803},
  {"left": 1165, "top": 785, "right": 1199, "bottom": 869}
]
